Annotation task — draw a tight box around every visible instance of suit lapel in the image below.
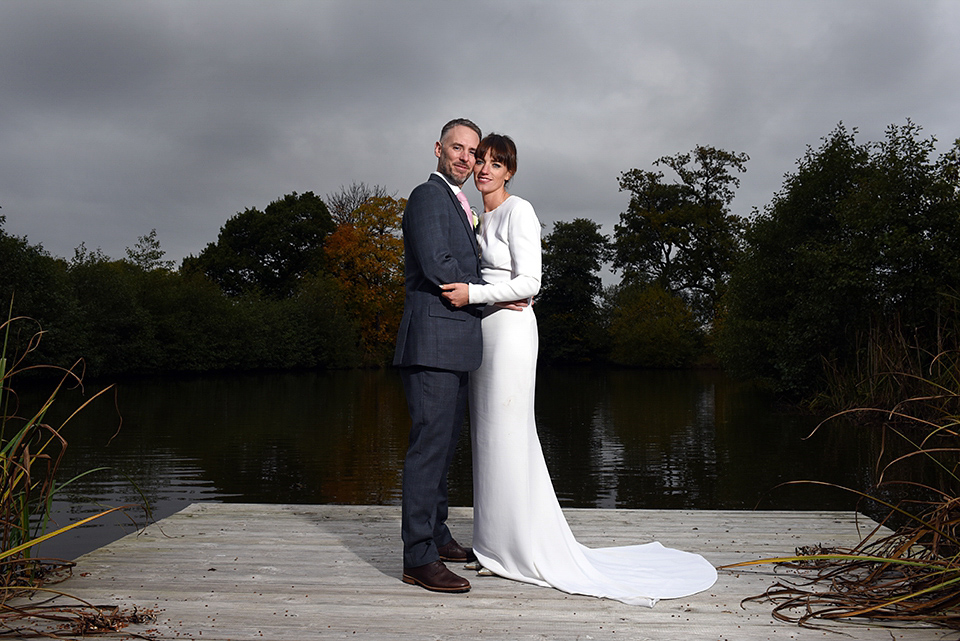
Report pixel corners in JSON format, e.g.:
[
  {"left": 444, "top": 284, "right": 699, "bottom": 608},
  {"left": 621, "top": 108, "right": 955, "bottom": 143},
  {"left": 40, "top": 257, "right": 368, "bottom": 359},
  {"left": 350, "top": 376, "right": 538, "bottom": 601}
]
[{"left": 431, "top": 175, "right": 479, "bottom": 254}]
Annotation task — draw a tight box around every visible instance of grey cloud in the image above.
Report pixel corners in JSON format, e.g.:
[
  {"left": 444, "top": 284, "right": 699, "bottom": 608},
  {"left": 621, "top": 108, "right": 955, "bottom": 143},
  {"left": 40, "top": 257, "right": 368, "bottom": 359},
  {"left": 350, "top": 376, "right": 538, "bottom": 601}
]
[{"left": 0, "top": 0, "right": 957, "bottom": 267}]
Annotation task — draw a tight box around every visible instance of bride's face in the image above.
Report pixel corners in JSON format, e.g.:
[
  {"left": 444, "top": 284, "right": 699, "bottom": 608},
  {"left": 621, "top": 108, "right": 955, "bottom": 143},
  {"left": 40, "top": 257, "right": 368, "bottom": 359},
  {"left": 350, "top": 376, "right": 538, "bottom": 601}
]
[{"left": 473, "top": 151, "right": 513, "bottom": 196}]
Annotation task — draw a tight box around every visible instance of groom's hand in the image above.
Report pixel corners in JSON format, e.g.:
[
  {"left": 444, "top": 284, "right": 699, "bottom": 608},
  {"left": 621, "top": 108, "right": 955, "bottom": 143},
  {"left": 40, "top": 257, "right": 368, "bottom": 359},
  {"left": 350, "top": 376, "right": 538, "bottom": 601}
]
[{"left": 495, "top": 298, "right": 530, "bottom": 312}]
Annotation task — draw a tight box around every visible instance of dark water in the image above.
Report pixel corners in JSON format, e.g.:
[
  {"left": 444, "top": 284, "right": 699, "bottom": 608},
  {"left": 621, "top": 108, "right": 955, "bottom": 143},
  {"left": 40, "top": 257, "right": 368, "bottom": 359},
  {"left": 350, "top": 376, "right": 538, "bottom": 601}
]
[{"left": 26, "top": 367, "right": 882, "bottom": 560}]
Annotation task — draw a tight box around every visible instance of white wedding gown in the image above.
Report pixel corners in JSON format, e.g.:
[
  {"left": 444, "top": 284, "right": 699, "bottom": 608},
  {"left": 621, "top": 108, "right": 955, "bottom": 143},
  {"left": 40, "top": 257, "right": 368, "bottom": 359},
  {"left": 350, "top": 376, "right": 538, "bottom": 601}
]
[{"left": 466, "top": 195, "right": 718, "bottom": 606}]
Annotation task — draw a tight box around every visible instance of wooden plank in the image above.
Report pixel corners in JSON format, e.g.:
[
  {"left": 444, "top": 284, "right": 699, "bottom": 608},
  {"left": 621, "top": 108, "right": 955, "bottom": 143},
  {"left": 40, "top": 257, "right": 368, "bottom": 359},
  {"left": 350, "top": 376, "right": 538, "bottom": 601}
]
[{"left": 29, "top": 504, "right": 947, "bottom": 640}]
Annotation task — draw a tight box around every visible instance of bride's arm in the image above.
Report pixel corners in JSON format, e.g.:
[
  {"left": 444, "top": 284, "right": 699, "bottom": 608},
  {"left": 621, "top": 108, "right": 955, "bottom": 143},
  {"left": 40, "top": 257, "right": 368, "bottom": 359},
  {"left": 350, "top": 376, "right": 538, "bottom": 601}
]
[
  {"left": 441, "top": 200, "right": 541, "bottom": 308},
  {"left": 440, "top": 282, "right": 529, "bottom": 311},
  {"left": 466, "top": 200, "right": 541, "bottom": 305}
]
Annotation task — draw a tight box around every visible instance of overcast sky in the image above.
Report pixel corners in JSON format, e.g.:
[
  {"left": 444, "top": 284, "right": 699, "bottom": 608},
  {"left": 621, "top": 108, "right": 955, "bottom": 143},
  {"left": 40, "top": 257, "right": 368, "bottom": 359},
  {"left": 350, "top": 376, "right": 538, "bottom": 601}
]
[{"left": 2, "top": 0, "right": 958, "bottom": 268}]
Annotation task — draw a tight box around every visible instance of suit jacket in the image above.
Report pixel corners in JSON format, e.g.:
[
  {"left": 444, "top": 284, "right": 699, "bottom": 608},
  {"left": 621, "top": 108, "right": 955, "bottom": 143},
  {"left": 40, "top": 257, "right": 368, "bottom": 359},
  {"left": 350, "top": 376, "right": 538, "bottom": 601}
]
[{"left": 393, "top": 174, "right": 485, "bottom": 371}]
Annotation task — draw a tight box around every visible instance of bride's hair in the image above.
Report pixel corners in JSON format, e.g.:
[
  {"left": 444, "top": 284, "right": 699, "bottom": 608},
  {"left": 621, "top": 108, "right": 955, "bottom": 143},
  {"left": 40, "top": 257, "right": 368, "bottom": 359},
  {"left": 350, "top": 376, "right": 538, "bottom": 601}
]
[{"left": 476, "top": 134, "right": 517, "bottom": 182}]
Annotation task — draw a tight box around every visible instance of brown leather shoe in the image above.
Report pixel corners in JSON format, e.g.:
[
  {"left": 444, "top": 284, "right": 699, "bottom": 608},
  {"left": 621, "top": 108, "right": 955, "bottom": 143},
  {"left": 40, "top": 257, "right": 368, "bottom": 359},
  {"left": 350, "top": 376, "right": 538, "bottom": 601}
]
[
  {"left": 402, "top": 560, "right": 471, "bottom": 593},
  {"left": 436, "top": 539, "right": 477, "bottom": 563}
]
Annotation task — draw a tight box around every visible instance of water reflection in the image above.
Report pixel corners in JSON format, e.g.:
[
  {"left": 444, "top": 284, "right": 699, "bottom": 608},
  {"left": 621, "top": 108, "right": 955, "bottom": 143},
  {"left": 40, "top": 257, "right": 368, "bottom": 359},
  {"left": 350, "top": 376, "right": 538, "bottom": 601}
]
[
  {"left": 535, "top": 368, "right": 863, "bottom": 511},
  {"left": 27, "top": 367, "right": 879, "bottom": 559}
]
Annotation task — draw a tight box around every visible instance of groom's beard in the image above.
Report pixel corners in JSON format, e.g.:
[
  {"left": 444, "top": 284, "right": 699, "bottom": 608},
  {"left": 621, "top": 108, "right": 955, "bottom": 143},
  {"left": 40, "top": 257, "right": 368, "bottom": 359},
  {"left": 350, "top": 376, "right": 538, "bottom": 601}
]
[
  {"left": 437, "top": 154, "right": 472, "bottom": 186},
  {"left": 439, "top": 167, "right": 468, "bottom": 187}
]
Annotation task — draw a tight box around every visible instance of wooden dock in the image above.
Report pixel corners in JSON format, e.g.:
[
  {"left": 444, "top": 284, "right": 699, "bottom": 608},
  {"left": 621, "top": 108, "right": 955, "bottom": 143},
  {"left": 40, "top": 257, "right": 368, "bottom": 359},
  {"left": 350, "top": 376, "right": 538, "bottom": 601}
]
[{"left": 36, "top": 504, "right": 947, "bottom": 640}]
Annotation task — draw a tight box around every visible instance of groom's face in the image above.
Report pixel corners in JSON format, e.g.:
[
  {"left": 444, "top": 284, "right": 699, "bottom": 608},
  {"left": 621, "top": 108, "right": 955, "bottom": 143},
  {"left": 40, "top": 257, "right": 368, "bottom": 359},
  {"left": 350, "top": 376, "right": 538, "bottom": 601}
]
[{"left": 435, "top": 125, "right": 480, "bottom": 186}]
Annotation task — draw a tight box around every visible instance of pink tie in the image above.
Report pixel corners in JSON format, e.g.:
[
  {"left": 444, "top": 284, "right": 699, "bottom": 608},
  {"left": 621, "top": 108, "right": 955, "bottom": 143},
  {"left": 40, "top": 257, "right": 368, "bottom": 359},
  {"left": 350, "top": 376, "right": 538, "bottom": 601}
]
[{"left": 455, "top": 191, "right": 472, "bottom": 227}]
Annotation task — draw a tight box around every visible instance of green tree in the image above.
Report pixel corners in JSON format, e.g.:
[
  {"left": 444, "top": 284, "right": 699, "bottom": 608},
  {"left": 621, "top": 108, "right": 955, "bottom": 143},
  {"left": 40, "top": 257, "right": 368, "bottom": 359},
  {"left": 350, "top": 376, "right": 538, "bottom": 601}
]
[
  {"left": 537, "top": 218, "right": 611, "bottom": 363},
  {"left": 719, "top": 122, "right": 960, "bottom": 398},
  {"left": 182, "top": 192, "right": 335, "bottom": 299},
  {"left": 125, "top": 229, "right": 174, "bottom": 271},
  {"left": 607, "top": 282, "right": 700, "bottom": 368},
  {"left": 0, "top": 217, "right": 75, "bottom": 365},
  {"left": 0, "top": 214, "right": 361, "bottom": 377},
  {"left": 290, "top": 273, "right": 362, "bottom": 368},
  {"left": 66, "top": 247, "right": 154, "bottom": 376},
  {"left": 614, "top": 146, "right": 748, "bottom": 324}
]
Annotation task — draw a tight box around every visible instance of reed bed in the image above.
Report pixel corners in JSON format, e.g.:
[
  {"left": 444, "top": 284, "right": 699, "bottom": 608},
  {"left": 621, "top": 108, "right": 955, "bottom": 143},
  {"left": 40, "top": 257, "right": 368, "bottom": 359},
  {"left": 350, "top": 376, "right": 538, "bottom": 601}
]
[
  {"left": 726, "top": 357, "right": 960, "bottom": 631},
  {"left": 816, "top": 293, "right": 960, "bottom": 418},
  {"left": 0, "top": 309, "right": 151, "bottom": 636}
]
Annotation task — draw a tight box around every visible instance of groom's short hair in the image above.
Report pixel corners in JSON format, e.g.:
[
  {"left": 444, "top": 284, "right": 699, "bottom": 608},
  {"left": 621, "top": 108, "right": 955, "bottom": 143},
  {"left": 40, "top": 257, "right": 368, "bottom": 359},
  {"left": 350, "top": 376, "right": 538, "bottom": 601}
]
[{"left": 440, "top": 118, "right": 482, "bottom": 143}]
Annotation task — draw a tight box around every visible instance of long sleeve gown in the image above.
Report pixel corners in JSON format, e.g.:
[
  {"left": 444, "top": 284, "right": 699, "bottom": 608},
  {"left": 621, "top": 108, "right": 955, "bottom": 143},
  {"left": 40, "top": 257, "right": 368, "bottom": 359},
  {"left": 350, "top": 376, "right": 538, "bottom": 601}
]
[{"left": 466, "top": 195, "right": 717, "bottom": 606}]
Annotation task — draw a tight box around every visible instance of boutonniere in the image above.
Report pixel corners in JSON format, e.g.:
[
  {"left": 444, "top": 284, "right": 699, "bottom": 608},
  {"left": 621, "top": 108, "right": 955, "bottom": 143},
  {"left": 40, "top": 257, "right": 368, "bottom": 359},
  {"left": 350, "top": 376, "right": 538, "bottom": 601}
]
[{"left": 471, "top": 207, "right": 480, "bottom": 234}]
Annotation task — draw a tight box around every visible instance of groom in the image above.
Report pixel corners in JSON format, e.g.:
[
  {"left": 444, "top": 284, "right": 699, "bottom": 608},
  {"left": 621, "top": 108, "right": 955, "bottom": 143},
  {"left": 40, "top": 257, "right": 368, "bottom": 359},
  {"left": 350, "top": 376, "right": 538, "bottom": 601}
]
[{"left": 393, "top": 118, "right": 486, "bottom": 593}]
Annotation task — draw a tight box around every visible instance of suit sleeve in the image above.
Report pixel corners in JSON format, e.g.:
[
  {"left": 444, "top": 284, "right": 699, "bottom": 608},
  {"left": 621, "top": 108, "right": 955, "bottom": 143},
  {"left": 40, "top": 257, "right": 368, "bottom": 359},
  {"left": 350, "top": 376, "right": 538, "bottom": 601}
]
[
  {"left": 467, "top": 200, "right": 542, "bottom": 304},
  {"left": 403, "top": 183, "right": 484, "bottom": 288}
]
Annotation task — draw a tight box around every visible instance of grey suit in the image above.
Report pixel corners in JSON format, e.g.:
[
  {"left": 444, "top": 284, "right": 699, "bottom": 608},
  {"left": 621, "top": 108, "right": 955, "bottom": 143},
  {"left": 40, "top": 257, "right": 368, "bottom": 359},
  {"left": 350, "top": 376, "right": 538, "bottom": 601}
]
[{"left": 394, "top": 173, "right": 484, "bottom": 568}]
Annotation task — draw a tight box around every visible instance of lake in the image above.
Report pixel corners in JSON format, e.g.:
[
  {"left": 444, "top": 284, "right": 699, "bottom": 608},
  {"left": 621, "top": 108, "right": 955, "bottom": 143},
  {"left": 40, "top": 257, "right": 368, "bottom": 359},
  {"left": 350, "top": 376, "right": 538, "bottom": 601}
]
[{"left": 27, "top": 367, "right": 881, "bottom": 560}]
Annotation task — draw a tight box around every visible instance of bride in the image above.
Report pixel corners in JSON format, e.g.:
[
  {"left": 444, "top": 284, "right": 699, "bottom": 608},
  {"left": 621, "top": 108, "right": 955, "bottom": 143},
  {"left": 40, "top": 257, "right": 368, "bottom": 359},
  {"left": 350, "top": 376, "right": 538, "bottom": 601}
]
[{"left": 441, "top": 133, "right": 717, "bottom": 606}]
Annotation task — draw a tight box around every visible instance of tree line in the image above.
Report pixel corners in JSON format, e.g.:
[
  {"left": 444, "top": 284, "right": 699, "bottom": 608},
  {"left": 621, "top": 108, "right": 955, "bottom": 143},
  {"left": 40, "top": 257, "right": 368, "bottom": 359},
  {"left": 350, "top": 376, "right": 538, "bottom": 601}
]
[{"left": 2, "top": 121, "right": 958, "bottom": 409}]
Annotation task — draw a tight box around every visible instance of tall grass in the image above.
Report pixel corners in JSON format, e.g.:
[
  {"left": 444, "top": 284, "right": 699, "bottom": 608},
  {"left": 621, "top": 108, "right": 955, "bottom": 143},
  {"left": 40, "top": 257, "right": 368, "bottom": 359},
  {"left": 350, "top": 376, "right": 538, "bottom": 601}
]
[
  {"left": 0, "top": 307, "right": 152, "bottom": 635},
  {"left": 725, "top": 352, "right": 960, "bottom": 631},
  {"left": 815, "top": 292, "right": 960, "bottom": 417}
]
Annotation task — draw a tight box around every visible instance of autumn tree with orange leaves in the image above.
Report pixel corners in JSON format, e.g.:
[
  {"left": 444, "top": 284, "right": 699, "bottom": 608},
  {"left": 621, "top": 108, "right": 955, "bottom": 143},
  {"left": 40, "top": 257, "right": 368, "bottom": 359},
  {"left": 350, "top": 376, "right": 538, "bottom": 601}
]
[{"left": 324, "top": 195, "right": 406, "bottom": 364}]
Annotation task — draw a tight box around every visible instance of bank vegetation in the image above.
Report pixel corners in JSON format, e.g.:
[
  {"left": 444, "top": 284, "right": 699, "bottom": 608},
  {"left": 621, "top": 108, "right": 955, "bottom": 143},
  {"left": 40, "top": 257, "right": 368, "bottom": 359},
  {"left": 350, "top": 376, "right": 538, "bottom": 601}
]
[{"left": 1, "top": 122, "right": 958, "bottom": 415}]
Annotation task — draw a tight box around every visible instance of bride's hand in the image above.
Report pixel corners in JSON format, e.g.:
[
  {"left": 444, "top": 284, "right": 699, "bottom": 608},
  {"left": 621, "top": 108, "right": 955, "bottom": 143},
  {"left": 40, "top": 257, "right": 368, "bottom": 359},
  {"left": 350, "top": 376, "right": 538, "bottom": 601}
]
[{"left": 440, "top": 283, "right": 469, "bottom": 307}]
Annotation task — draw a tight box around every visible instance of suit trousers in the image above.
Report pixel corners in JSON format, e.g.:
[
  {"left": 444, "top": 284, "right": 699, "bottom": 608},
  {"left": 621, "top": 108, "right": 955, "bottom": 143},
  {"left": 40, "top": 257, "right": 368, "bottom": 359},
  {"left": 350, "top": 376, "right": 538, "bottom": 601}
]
[{"left": 400, "top": 365, "right": 469, "bottom": 568}]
